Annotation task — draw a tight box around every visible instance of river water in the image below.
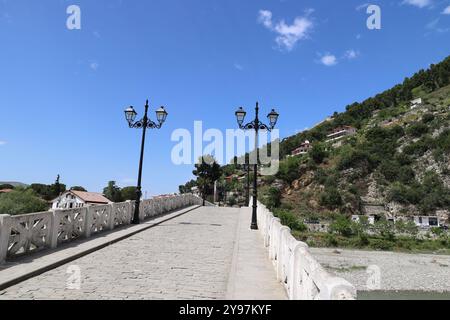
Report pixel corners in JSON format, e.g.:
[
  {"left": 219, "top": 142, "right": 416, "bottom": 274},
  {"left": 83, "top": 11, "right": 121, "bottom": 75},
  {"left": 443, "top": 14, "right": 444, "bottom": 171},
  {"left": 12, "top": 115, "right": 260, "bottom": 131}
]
[{"left": 358, "top": 291, "right": 450, "bottom": 300}]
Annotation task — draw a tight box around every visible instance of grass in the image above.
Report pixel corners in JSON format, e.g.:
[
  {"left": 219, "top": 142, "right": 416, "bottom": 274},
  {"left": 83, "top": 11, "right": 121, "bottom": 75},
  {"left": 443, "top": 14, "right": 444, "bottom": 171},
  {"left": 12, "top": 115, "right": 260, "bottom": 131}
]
[{"left": 292, "top": 231, "right": 450, "bottom": 254}]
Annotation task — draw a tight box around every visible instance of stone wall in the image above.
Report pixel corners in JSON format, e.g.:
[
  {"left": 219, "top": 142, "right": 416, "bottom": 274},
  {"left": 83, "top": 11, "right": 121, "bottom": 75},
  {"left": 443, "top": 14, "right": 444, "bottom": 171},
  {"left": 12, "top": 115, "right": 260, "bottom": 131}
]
[
  {"left": 254, "top": 199, "right": 357, "bottom": 300},
  {"left": 0, "top": 194, "right": 203, "bottom": 264}
]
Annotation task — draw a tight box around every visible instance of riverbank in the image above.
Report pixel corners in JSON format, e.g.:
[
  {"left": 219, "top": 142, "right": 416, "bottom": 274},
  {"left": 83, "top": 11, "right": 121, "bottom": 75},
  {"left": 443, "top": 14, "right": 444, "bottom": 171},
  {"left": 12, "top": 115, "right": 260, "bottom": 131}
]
[{"left": 309, "top": 248, "right": 450, "bottom": 293}]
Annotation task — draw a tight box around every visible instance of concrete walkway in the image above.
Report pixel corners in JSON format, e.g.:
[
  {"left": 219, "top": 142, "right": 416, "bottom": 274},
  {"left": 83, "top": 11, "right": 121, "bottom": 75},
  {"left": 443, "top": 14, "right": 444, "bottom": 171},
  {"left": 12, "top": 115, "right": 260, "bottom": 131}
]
[
  {"left": 226, "top": 207, "right": 287, "bottom": 300},
  {"left": 0, "top": 206, "right": 286, "bottom": 300}
]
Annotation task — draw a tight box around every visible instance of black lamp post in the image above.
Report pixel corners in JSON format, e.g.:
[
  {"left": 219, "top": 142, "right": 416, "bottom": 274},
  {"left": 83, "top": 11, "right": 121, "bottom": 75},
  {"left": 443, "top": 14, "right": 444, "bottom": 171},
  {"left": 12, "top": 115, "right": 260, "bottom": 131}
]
[
  {"left": 235, "top": 102, "right": 279, "bottom": 230},
  {"left": 243, "top": 161, "right": 250, "bottom": 207},
  {"left": 124, "top": 100, "right": 168, "bottom": 224}
]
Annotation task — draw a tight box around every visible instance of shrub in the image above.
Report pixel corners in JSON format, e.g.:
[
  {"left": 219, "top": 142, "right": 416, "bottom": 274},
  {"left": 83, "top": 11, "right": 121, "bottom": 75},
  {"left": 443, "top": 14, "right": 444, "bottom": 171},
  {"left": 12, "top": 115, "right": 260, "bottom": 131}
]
[
  {"left": 338, "top": 149, "right": 375, "bottom": 171},
  {"left": 395, "top": 153, "right": 413, "bottom": 166},
  {"left": 329, "top": 215, "right": 353, "bottom": 237},
  {"left": 276, "top": 156, "right": 301, "bottom": 184},
  {"left": 369, "top": 238, "right": 395, "bottom": 250},
  {"left": 309, "top": 143, "right": 328, "bottom": 164},
  {"left": 319, "top": 188, "right": 343, "bottom": 209},
  {"left": 227, "top": 196, "right": 237, "bottom": 206},
  {"left": 398, "top": 166, "right": 415, "bottom": 184},
  {"left": 275, "top": 210, "right": 307, "bottom": 232},
  {"left": 433, "top": 129, "right": 450, "bottom": 161},
  {"left": 0, "top": 189, "right": 48, "bottom": 215},
  {"left": 266, "top": 187, "right": 282, "bottom": 209},
  {"left": 387, "top": 182, "right": 421, "bottom": 204},
  {"left": 403, "top": 136, "right": 434, "bottom": 156},
  {"left": 374, "top": 219, "right": 395, "bottom": 241},
  {"left": 422, "top": 113, "right": 435, "bottom": 124},
  {"left": 431, "top": 227, "right": 443, "bottom": 237},
  {"left": 379, "top": 160, "right": 401, "bottom": 182},
  {"left": 325, "top": 233, "right": 338, "bottom": 247},
  {"left": 407, "top": 122, "right": 429, "bottom": 137}
]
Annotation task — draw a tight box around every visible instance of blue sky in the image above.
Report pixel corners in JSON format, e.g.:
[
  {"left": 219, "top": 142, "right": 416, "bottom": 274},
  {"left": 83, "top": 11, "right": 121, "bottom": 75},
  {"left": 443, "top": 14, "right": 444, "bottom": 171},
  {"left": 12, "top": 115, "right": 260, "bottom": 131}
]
[{"left": 0, "top": 0, "right": 449, "bottom": 196}]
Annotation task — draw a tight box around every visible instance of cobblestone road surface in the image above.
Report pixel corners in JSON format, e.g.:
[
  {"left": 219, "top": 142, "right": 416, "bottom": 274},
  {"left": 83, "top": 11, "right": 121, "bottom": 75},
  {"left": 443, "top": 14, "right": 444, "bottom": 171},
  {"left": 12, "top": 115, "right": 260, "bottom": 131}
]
[{"left": 0, "top": 207, "right": 240, "bottom": 300}]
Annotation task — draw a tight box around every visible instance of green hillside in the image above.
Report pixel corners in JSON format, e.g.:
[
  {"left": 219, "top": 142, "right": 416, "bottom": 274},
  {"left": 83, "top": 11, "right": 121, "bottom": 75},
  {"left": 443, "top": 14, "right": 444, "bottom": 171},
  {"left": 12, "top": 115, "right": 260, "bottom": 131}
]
[{"left": 181, "top": 55, "right": 450, "bottom": 252}]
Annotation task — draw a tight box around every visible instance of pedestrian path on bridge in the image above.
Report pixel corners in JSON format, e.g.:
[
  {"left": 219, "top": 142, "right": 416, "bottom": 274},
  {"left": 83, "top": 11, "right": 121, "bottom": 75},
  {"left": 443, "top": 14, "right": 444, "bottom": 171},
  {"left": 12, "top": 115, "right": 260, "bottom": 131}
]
[{"left": 0, "top": 206, "right": 286, "bottom": 300}]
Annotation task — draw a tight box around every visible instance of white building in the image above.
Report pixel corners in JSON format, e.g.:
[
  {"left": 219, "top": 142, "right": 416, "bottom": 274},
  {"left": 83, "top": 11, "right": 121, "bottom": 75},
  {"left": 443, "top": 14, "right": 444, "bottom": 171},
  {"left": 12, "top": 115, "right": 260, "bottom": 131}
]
[
  {"left": 326, "top": 126, "right": 357, "bottom": 143},
  {"left": 290, "top": 140, "right": 312, "bottom": 156},
  {"left": 51, "top": 190, "right": 111, "bottom": 210},
  {"left": 413, "top": 216, "right": 439, "bottom": 228},
  {"left": 410, "top": 98, "right": 423, "bottom": 109},
  {"left": 351, "top": 215, "right": 376, "bottom": 225}
]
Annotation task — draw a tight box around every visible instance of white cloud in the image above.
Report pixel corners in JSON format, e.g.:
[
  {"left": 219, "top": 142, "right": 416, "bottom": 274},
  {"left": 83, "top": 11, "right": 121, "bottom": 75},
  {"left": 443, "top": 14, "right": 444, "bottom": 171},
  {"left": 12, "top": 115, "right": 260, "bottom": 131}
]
[
  {"left": 234, "top": 63, "right": 243, "bottom": 71},
  {"left": 258, "top": 10, "right": 273, "bottom": 28},
  {"left": 403, "top": 0, "right": 432, "bottom": 8},
  {"left": 258, "top": 9, "right": 314, "bottom": 51},
  {"left": 426, "top": 18, "right": 450, "bottom": 33},
  {"left": 0, "top": 141, "right": 6, "bottom": 146},
  {"left": 442, "top": 6, "right": 450, "bottom": 14},
  {"left": 89, "top": 62, "right": 99, "bottom": 71},
  {"left": 356, "top": 3, "right": 370, "bottom": 11},
  {"left": 344, "top": 49, "right": 360, "bottom": 60},
  {"left": 320, "top": 54, "right": 338, "bottom": 66}
]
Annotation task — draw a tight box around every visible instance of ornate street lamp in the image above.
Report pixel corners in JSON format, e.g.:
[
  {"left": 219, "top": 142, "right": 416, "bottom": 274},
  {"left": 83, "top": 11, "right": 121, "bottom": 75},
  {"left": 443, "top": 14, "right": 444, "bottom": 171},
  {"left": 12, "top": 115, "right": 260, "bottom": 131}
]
[
  {"left": 235, "top": 102, "right": 279, "bottom": 230},
  {"left": 125, "top": 100, "right": 168, "bottom": 224}
]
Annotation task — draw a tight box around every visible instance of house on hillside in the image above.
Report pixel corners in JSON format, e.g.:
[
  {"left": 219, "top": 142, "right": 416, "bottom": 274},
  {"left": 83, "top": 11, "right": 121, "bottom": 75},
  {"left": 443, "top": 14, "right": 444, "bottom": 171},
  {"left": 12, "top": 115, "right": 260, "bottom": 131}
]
[
  {"left": 51, "top": 190, "right": 111, "bottom": 210},
  {"left": 291, "top": 140, "right": 312, "bottom": 156},
  {"left": 413, "top": 215, "right": 439, "bottom": 228},
  {"left": 410, "top": 98, "right": 423, "bottom": 109},
  {"left": 326, "top": 126, "right": 357, "bottom": 143}
]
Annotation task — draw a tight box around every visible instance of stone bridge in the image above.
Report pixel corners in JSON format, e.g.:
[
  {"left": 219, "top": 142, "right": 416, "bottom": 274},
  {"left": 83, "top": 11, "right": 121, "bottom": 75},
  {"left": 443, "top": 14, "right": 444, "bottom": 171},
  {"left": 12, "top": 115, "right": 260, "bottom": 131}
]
[{"left": 0, "top": 195, "right": 356, "bottom": 300}]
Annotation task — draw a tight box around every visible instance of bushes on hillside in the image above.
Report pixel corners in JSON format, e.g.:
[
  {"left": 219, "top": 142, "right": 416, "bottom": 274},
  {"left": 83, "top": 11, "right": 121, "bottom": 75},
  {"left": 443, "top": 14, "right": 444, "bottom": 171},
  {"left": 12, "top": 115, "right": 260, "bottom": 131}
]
[
  {"left": 276, "top": 156, "right": 301, "bottom": 184},
  {"left": 407, "top": 122, "right": 429, "bottom": 137},
  {"left": 422, "top": 113, "right": 435, "bottom": 124},
  {"left": 274, "top": 209, "right": 307, "bottom": 232},
  {"left": 329, "top": 215, "right": 353, "bottom": 237},
  {"left": 0, "top": 189, "right": 48, "bottom": 215},
  {"left": 387, "top": 172, "right": 450, "bottom": 212},
  {"left": 403, "top": 136, "right": 433, "bottom": 156},
  {"left": 319, "top": 188, "right": 343, "bottom": 209},
  {"left": 266, "top": 187, "right": 282, "bottom": 209},
  {"left": 309, "top": 143, "right": 328, "bottom": 164},
  {"left": 337, "top": 149, "right": 374, "bottom": 171}
]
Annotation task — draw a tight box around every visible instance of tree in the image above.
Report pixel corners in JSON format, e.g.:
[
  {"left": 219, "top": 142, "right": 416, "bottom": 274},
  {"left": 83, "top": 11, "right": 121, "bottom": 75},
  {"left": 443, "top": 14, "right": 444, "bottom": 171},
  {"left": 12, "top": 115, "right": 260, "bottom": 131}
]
[
  {"left": 192, "top": 155, "right": 222, "bottom": 206},
  {"left": 0, "top": 189, "right": 48, "bottom": 215},
  {"left": 329, "top": 215, "right": 353, "bottom": 237},
  {"left": 310, "top": 143, "right": 328, "bottom": 164},
  {"left": 103, "top": 181, "right": 123, "bottom": 202},
  {"left": 319, "top": 188, "right": 343, "bottom": 209},
  {"left": 121, "top": 186, "right": 138, "bottom": 201},
  {"left": 266, "top": 187, "right": 282, "bottom": 209},
  {"left": 30, "top": 183, "right": 52, "bottom": 200},
  {"left": 50, "top": 174, "right": 66, "bottom": 199},
  {"left": 70, "top": 186, "right": 87, "bottom": 192},
  {"left": 179, "top": 180, "right": 197, "bottom": 194},
  {"left": 276, "top": 156, "right": 301, "bottom": 184},
  {"left": 374, "top": 218, "right": 395, "bottom": 241},
  {"left": 0, "top": 184, "right": 14, "bottom": 190}
]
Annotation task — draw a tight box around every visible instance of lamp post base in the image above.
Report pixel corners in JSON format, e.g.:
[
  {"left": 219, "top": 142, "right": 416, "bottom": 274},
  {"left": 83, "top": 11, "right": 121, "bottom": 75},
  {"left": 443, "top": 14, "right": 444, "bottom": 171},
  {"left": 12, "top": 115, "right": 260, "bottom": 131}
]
[{"left": 250, "top": 223, "right": 258, "bottom": 230}]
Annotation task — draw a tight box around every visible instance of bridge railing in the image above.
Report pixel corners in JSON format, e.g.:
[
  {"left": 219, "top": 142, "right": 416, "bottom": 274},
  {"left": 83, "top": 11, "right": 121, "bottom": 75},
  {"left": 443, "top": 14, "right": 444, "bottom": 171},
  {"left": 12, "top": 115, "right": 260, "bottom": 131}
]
[
  {"left": 0, "top": 194, "right": 203, "bottom": 264},
  {"left": 254, "top": 199, "right": 357, "bottom": 300}
]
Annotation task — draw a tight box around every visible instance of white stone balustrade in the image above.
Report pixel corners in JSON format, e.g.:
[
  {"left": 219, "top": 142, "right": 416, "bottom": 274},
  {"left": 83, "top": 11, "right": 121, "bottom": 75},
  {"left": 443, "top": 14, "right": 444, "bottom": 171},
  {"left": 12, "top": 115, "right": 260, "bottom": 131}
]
[
  {"left": 0, "top": 194, "right": 203, "bottom": 264},
  {"left": 253, "top": 198, "right": 357, "bottom": 300}
]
